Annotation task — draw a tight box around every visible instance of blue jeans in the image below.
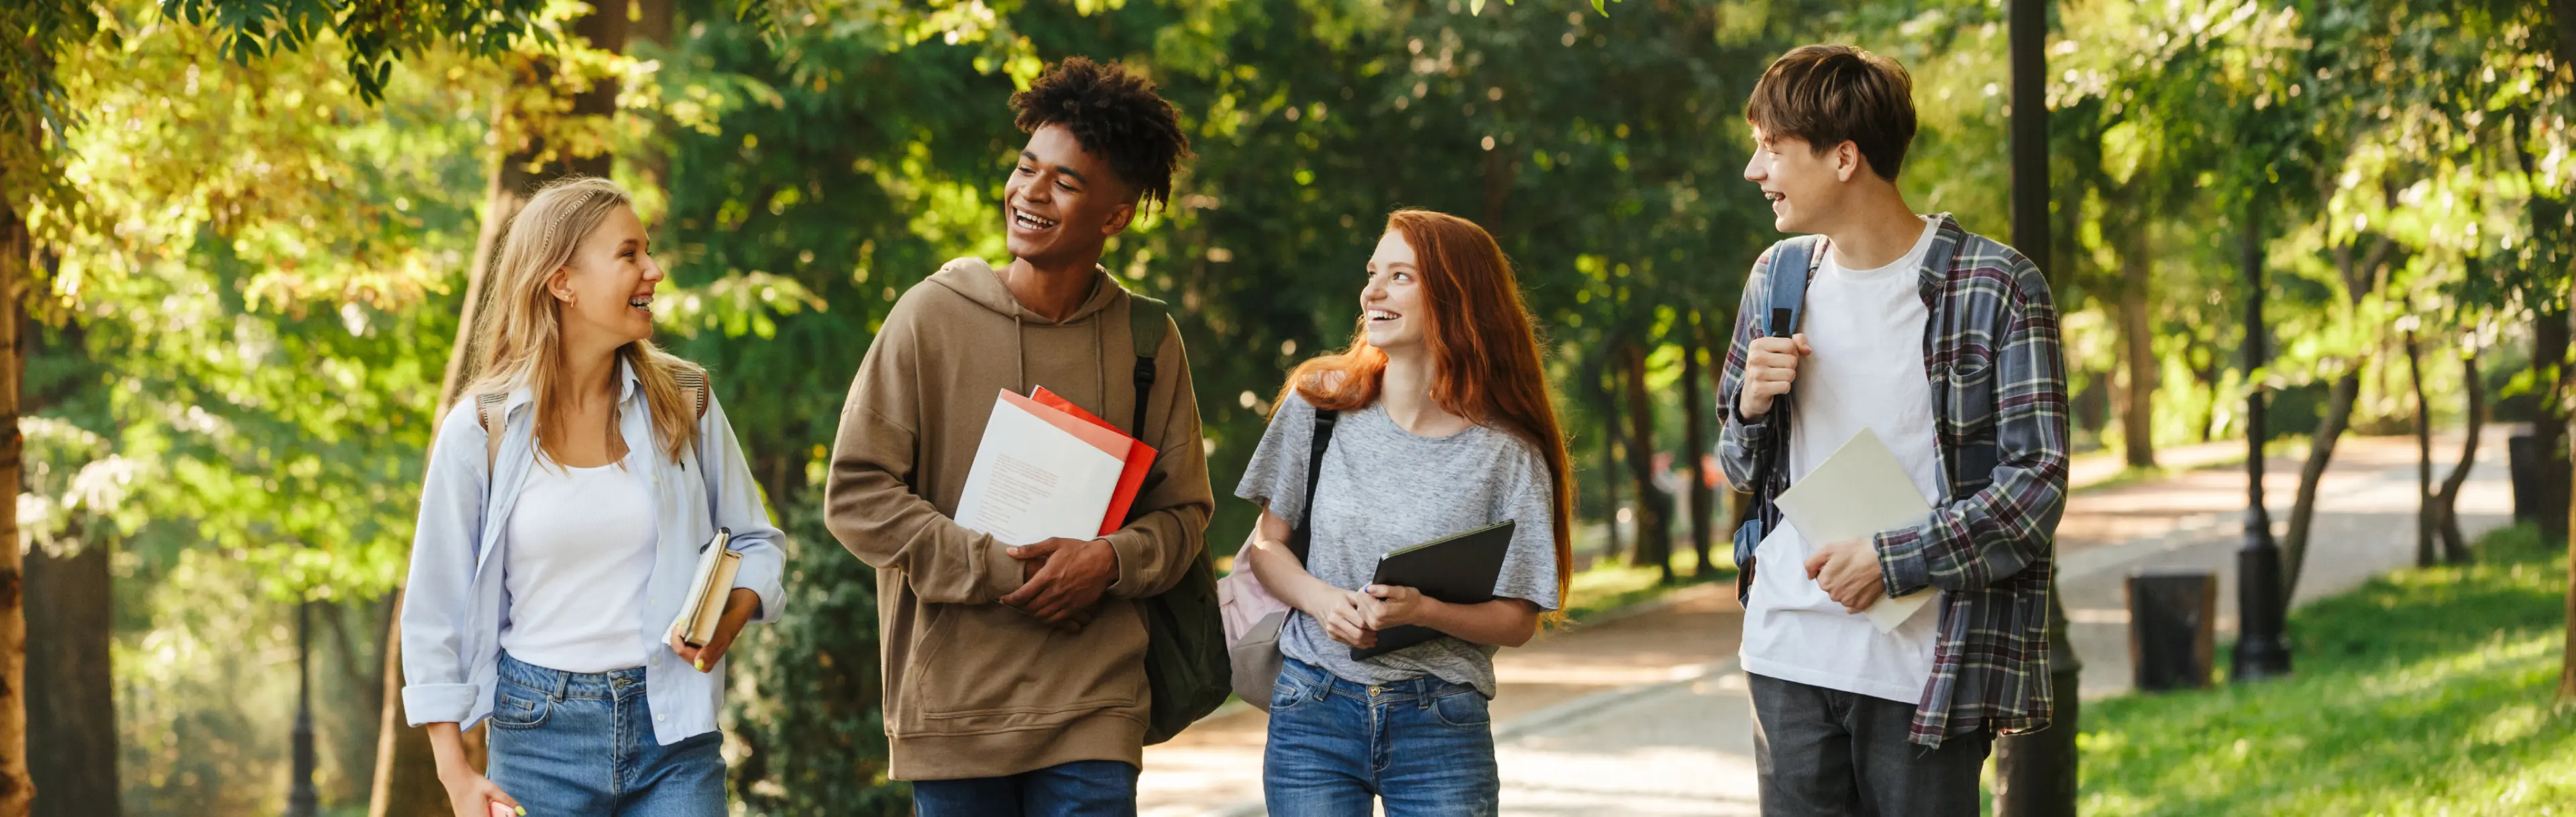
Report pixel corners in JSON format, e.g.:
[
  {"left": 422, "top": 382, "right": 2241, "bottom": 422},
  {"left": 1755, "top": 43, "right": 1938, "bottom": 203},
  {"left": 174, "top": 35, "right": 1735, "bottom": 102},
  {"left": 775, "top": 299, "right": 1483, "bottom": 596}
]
[
  {"left": 910, "top": 760, "right": 1139, "bottom": 816},
  {"left": 486, "top": 653, "right": 727, "bottom": 816},
  {"left": 1262, "top": 657, "right": 1500, "bottom": 817}
]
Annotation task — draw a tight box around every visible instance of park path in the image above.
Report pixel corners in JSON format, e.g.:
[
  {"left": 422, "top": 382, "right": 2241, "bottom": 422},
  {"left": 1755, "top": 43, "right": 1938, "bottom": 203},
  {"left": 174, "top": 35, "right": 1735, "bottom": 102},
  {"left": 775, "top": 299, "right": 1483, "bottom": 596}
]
[{"left": 1136, "top": 431, "right": 2515, "bottom": 816}]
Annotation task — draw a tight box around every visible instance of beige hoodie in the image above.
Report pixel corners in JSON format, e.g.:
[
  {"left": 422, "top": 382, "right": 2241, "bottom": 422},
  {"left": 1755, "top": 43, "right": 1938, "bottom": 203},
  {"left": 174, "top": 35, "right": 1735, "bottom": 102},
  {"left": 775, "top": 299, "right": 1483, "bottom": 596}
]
[{"left": 824, "top": 258, "right": 1213, "bottom": 781}]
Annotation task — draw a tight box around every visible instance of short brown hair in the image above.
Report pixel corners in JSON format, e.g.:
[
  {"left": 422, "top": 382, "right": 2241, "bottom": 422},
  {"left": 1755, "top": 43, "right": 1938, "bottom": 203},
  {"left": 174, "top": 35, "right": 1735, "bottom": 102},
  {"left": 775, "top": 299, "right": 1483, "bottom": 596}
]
[{"left": 1745, "top": 45, "right": 1917, "bottom": 180}]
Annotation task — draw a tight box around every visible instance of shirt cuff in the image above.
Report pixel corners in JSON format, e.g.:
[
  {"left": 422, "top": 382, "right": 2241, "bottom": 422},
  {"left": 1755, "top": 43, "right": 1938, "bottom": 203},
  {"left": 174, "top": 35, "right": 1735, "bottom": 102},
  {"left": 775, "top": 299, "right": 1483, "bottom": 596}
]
[
  {"left": 981, "top": 539, "right": 1028, "bottom": 600},
  {"left": 729, "top": 554, "right": 786, "bottom": 625},
  {"left": 1104, "top": 529, "right": 1152, "bottom": 598},
  {"left": 402, "top": 683, "right": 480, "bottom": 727},
  {"left": 1875, "top": 527, "right": 1932, "bottom": 596}
]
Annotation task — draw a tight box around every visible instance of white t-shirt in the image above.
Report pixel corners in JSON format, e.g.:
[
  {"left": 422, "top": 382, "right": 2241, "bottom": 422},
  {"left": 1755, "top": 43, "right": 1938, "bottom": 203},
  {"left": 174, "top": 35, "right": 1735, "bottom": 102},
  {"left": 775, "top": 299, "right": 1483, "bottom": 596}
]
[
  {"left": 1739, "top": 216, "right": 1945, "bottom": 704},
  {"left": 499, "top": 457, "right": 658, "bottom": 674}
]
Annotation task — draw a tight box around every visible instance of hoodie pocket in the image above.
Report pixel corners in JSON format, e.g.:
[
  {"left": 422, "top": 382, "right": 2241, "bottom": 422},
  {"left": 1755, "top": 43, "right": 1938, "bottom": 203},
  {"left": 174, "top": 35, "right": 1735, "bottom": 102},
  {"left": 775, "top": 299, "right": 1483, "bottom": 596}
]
[{"left": 906, "top": 601, "right": 1148, "bottom": 732}]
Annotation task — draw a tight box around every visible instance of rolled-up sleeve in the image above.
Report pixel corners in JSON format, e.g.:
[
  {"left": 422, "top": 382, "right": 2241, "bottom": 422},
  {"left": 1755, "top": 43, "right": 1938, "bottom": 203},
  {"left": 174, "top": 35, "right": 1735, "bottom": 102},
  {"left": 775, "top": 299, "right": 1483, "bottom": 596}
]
[
  {"left": 702, "top": 391, "right": 788, "bottom": 624},
  {"left": 400, "top": 406, "right": 491, "bottom": 726}
]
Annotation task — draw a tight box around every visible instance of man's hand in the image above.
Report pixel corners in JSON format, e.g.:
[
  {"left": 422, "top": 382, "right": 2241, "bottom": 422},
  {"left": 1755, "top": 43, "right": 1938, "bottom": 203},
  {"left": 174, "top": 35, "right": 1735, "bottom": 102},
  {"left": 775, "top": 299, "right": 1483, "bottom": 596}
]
[
  {"left": 1000, "top": 537, "right": 1117, "bottom": 624},
  {"left": 1307, "top": 588, "right": 1379, "bottom": 649},
  {"left": 1358, "top": 584, "right": 1435, "bottom": 631},
  {"left": 1804, "top": 538, "right": 1886, "bottom": 613},
  {"left": 1737, "top": 333, "right": 1811, "bottom": 419},
  {"left": 667, "top": 588, "right": 761, "bottom": 672}
]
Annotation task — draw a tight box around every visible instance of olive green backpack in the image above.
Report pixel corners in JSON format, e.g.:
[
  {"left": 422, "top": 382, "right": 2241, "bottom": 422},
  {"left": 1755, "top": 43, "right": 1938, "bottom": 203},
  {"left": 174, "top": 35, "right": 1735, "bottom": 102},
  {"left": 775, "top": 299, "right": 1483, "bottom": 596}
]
[{"left": 1122, "top": 292, "right": 1231, "bottom": 745}]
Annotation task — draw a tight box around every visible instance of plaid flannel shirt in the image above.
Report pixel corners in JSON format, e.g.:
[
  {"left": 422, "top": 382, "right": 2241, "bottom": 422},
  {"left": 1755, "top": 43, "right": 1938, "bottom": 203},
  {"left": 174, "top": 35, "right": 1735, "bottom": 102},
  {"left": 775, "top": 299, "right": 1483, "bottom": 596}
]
[{"left": 1716, "top": 214, "right": 2070, "bottom": 748}]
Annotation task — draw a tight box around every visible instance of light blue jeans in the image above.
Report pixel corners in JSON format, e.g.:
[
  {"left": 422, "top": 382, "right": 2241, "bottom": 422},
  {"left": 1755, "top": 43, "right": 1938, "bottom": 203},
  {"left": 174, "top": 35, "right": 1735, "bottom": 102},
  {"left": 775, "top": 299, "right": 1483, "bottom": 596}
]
[
  {"left": 1261, "top": 657, "right": 1501, "bottom": 817},
  {"left": 487, "top": 652, "right": 727, "bottom": 816}
]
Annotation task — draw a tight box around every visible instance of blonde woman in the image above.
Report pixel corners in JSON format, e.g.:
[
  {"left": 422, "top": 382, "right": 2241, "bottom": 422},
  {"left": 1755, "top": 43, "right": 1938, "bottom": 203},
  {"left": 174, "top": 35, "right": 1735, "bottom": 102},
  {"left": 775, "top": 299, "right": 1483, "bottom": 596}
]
[{"left": 400, "top": 177, "right": 784, "bottom": 817}]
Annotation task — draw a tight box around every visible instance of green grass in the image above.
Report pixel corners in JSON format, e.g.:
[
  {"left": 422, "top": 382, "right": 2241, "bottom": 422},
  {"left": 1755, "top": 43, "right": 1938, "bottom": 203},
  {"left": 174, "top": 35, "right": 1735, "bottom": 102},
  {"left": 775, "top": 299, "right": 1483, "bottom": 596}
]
[
  {"left": 1560, "top": 549, "right": 1732, "bottom": 624},
  {"left": 2077, "top": 523, "right": 2576, "bottom": 816}
]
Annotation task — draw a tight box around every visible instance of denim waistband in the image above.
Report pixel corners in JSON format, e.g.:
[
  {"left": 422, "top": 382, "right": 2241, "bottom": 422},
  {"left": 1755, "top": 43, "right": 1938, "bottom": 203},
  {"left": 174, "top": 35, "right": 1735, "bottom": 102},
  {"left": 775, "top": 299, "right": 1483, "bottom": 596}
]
[
  {"left": 497, "top": 652, "right": 648, "bottom": 701},
  {"left": 1279, "top": 656, "right": 1473, "bottom": 705}
]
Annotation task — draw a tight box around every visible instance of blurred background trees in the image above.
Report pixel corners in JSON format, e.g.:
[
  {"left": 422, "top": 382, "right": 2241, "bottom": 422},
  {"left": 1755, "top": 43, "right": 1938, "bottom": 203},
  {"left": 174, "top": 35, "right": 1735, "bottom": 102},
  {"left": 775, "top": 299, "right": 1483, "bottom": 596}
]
[{"left": 4, "top": 0, "right": 2571, "bottom": 813}]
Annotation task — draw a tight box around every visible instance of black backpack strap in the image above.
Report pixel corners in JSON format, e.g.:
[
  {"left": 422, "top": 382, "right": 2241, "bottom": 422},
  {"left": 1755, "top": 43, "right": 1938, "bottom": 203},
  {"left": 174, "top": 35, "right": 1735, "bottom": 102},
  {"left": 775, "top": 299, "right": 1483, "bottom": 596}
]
[
  {"left": 1126, "top": 293, "right": 1172, "bottom": 439},
  {"left": 1285, "top": 408, "right": 1340, "bottom": 563}
]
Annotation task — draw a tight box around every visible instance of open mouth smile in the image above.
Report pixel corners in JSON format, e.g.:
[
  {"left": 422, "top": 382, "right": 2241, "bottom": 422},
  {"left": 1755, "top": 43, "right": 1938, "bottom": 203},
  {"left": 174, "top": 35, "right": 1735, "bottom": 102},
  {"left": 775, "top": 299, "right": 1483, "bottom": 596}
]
[{"left": 1012, "top": 207, "right": 1060, "bottom": 231}]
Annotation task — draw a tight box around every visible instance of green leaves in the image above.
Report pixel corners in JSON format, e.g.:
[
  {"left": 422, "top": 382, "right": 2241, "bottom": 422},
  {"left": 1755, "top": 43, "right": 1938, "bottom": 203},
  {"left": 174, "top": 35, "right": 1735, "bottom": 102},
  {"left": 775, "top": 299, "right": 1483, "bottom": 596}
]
[{"left": 162, "top": 0, "right": 552, "bottom": 103}]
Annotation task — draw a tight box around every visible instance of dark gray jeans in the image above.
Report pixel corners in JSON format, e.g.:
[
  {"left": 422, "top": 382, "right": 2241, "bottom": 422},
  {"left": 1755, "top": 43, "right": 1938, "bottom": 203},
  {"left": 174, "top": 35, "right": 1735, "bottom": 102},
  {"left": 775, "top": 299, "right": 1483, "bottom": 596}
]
[{"left": 1748, "top": 673, "right": 1992, "bottom": 817}]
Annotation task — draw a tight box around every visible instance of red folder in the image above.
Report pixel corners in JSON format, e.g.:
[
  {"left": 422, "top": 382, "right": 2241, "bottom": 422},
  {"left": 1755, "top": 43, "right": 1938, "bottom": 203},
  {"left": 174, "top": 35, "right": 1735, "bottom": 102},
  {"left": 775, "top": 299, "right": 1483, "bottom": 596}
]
[{"left": 1031, "top": 387, "right": 1159, "bottom": 536}]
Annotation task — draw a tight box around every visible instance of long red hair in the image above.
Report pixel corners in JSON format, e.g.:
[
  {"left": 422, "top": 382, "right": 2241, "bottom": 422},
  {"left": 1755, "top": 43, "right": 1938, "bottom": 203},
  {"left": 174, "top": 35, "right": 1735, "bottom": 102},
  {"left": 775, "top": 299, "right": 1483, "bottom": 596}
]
[{"left": 1275, "top": 209, "right": 1576, "bottom": 615}]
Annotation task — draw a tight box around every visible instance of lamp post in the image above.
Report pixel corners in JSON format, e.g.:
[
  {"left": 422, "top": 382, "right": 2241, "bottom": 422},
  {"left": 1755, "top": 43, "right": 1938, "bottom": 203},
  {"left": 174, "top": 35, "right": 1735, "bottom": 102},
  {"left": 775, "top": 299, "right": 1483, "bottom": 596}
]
[
  {"left": 2233, "top": 199, "right": 2294, "bottom": 682},
  {"left": 286, "top": 598, "right": 318, "bottom": 817},
  {"left": 1990, "top": 1, "right": 2082, "bottom": 814}
]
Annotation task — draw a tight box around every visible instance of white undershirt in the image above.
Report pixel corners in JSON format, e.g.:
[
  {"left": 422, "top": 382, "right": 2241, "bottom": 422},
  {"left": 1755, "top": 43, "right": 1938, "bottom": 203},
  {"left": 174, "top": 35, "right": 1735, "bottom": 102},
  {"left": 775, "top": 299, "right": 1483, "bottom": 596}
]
[
  {"left": 500, "top": 456, "right": 658, "bottom": 674},
  {"left": 1739, "top": 217, "right": 1945, "bottom": 704}
]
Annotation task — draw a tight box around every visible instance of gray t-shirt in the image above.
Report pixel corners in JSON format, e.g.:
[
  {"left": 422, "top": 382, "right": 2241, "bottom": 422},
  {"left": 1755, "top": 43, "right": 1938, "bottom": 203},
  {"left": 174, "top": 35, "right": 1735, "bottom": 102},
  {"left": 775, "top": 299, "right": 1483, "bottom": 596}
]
[{"left": 1234, "top": 392, "right": 1561, "bottom": 697}]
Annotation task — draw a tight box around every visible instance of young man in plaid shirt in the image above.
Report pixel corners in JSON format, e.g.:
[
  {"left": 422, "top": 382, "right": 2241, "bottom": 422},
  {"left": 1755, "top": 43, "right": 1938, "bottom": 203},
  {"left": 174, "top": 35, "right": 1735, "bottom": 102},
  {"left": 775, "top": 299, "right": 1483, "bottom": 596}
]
[{"left": 1717, "top": 45, "right": 2071, "bottom": 816}]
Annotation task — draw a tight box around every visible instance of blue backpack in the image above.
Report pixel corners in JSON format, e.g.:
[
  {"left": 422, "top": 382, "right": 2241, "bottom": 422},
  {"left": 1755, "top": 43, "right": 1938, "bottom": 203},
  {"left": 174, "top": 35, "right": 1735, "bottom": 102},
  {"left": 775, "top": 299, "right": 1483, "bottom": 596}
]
[{"left": 1730, "top": 235, "right": 1823, "bottom": 604}]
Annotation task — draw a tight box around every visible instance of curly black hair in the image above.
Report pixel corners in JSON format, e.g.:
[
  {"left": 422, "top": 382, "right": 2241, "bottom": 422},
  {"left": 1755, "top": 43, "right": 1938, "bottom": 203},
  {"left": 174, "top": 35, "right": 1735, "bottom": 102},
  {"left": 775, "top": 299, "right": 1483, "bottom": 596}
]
[{"left": 1010, "top": 57, "right": 1193, "bottom": 211}]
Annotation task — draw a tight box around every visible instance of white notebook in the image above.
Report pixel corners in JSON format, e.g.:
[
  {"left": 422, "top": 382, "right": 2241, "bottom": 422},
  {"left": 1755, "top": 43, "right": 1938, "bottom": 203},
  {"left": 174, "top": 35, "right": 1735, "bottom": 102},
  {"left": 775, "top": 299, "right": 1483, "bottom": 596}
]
[
  {"left": 1772, "top": 427, "right": 1937, "bottom": 633},
  {"left": 952, "top": 390, "right": 1132, "bottom": 545}
]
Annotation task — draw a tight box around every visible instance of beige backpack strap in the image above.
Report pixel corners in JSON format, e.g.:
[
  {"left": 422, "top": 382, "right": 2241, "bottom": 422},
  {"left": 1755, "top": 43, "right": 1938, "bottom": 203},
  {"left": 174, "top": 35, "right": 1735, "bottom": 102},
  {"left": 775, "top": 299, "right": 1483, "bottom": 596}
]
[
  {"left": 672, "top": 364, "right": 710, "bottom": 420},
  {"left": 477, "top": 391, "right": 509, "bottom": 472}
]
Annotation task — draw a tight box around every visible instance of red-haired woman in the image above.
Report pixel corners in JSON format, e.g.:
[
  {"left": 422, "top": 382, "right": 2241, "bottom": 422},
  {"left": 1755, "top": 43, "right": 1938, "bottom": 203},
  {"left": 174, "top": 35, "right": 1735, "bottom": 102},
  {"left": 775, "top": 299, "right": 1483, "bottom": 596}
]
[{"left": 1237, "top": 209, "right": 1575, "bottom": 816}]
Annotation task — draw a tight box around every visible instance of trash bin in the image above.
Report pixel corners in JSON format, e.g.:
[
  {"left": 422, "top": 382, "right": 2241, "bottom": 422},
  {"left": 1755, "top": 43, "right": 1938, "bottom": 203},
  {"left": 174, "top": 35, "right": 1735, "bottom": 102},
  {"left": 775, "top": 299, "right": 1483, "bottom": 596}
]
[{"left": 2127, "top": 569, "right": 2216, "bottom": 692}]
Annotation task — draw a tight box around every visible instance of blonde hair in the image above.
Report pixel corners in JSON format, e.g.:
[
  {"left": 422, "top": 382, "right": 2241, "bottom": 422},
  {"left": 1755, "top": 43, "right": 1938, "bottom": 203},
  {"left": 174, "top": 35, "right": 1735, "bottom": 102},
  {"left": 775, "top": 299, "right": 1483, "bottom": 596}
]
[{"left": 463, "top": 176, "right": 700, "bottom": 464}]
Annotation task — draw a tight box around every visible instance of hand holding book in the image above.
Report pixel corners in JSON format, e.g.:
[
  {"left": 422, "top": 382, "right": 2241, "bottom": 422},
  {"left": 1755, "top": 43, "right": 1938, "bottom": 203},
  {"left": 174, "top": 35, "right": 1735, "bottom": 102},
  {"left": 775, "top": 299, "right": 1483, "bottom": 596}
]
[{"left": 665, "top": 588, "right": 759, "bottom": 672}]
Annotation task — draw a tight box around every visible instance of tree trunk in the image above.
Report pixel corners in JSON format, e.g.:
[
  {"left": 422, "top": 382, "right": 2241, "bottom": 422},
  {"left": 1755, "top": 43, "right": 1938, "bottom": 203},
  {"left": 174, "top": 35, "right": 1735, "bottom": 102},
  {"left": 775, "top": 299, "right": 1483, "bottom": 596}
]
[
  {"left": 25, "top": 541, "right": 111, "bottom": 817},
  {"left": 2406, "top": 320, "right": 2434, "bottom": 568},
  {"left": 1681, "top": 318, "right": 1716, "bottom": 578},
  {"left": 2525, "top": 3, "right": 2576, "bottom": 699},
  {"left": 2280, "top": 372, "right": 2359, "bottom": 603},
  {"left": 1619, "top": 341, "right": 1674, "bottom": 583},
  {"left": 2117, "top": 233, "right": 2157, "bottom": 469},
  {"left": 370, "top": 10, "right": 632, "bottom": 816},
  {"left": 2282, "top": 234, "right": 2393, "bottom": 602},
  {"left": 0, "top": 182, "right": 34, "bottom": 817},
  {"left": 1595, "top": 362, "right": 1626, "bottom": 564},
  {"left": 2434, "top": 346, "right": 2481, "bottom": 563}
]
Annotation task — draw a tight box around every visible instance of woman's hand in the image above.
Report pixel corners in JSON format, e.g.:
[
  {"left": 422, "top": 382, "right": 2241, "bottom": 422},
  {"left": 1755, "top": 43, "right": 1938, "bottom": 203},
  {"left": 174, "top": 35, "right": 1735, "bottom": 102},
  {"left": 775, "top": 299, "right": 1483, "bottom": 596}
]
[
  {"left": 1307, "top": 589, "right": 1379, "bottom": 649},
  {"left": 667, "top": 588, "right": 760, "bottom": 672},
  {"left": 1359, "top": 584, "right": 1437, "bottom": 631},
  {"left": 439, "top": 767, "right": 521, "bottom": 817},
  {"left": 427, "top": 722, "right": 519, "bottom": 817}
]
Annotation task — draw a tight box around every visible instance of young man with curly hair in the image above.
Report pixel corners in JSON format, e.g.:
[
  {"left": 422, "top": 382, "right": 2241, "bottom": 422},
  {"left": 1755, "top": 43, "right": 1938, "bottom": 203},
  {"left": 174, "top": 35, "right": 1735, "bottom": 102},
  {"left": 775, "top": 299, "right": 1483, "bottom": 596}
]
[{"left": 824, "top": 57, "right": 1210, "bottom": 815}]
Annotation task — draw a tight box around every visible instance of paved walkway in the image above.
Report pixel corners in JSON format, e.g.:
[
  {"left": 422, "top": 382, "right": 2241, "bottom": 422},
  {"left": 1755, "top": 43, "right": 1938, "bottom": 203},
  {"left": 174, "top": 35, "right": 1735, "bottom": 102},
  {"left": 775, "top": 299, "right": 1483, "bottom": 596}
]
[{"left": 1138, "top": 432, "right": 2514, "bottom": 816}]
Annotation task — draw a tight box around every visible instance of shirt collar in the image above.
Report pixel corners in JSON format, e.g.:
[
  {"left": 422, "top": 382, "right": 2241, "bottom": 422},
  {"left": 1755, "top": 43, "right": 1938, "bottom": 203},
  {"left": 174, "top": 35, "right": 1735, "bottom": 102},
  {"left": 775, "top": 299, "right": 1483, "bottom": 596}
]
[
  {"left": 498, "top": 355, "right": 643, "bottom": 413},
  {"left": 1916, "top": 213, "right": 1966, "bottom": 303}
]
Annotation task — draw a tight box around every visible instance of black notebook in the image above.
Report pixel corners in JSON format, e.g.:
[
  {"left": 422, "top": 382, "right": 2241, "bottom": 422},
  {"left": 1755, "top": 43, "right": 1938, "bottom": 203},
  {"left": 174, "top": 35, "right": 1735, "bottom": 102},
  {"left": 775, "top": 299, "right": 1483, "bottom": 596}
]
[{"left": 1349, "top": 519, "right": 1517, "bottom": 660}]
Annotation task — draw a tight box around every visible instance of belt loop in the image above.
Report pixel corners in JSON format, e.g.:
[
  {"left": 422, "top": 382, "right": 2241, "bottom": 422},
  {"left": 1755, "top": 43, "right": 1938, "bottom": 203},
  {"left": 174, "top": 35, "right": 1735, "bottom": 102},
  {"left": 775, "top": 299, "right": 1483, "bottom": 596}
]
[{"left": 550, "top": 667, "right": 570, "bottom": 702}]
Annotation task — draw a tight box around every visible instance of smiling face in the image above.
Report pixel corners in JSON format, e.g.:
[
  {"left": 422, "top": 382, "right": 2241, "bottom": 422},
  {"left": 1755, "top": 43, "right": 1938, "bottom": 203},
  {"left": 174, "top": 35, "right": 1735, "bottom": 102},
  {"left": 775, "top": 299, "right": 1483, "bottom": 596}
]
[
  {"left": 1361, "top": 229, "right": 1430, "bottom": 351},
  {"left": 546, "top": 204, "right": 663, "bottom": 349},
  {"left": 1743, "top": 126, "right": 1861, "bottom": 235},
  {"left": 1004, "top": 123, "right": 1138, "bottom": 268}
]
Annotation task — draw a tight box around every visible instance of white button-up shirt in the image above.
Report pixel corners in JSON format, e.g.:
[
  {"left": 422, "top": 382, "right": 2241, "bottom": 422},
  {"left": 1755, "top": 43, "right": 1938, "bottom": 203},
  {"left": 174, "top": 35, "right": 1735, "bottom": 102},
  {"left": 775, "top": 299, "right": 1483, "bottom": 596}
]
[{"left": 399, "top": 360, "right": 786, "bottom": 745}]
